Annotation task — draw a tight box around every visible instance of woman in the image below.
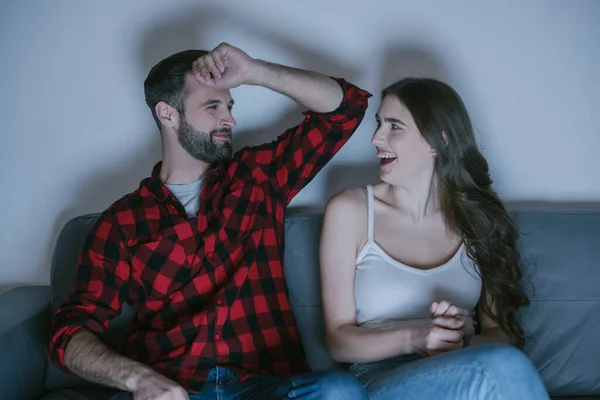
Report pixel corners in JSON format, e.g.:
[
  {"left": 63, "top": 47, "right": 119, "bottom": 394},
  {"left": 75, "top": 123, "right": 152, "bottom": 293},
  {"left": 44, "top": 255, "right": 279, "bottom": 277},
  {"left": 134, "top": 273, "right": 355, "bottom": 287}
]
[{"left": 319, "top": 78, "right": 549, "bottom": 399}]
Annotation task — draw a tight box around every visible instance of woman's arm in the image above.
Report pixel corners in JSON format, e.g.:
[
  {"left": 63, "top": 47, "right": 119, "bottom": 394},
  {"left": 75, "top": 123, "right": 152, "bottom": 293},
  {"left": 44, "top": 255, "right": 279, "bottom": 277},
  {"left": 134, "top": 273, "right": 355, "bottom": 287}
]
[
  {"left": 320, "top": 189, "right": 463, "bottom": 363},
  {"left": 431, "top": 293, "right": 510, "bottom": 347},
  {"left": 470, "top": 290, "right": 511, "bottom": 346}
]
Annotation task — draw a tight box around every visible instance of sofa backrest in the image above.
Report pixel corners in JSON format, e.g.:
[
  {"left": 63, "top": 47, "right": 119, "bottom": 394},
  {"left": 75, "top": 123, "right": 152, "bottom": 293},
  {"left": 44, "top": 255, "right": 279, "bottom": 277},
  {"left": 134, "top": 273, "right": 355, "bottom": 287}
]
[
  {"left": 511, "top": 210, "right": 600, "bottom": 396},
  {"left": 46, "top": 210, "right": 600, "bottom": 396}
]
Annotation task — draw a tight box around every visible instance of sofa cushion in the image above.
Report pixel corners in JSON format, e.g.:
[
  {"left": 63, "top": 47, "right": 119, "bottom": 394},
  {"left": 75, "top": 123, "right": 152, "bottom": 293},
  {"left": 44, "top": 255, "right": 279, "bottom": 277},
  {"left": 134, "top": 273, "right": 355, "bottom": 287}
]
[
  {"left": 45, "top": 210, "right": 600, "bottom": 396},
  {"left": 282, "top": 210, "right": 600, "bottom": 396},
  {"left": 513, "top": 210, "right": 600, "bottom": 396},
  {"left": 283, "top": 213, "right": 340, "bottom": 371}
]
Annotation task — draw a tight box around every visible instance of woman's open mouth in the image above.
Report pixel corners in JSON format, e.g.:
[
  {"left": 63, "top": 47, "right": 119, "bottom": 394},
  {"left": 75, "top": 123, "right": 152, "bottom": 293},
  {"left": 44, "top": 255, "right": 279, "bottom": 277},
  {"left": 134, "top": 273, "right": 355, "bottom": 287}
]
[{"left": 378, "top": 152, "right": 397, "bottom": 165}]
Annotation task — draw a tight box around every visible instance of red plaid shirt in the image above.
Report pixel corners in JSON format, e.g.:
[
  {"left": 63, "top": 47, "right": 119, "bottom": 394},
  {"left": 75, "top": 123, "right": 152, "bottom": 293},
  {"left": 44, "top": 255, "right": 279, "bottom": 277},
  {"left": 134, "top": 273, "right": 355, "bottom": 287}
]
[{"left": 47, "top": 78, "right": 371, "bottom": 391}]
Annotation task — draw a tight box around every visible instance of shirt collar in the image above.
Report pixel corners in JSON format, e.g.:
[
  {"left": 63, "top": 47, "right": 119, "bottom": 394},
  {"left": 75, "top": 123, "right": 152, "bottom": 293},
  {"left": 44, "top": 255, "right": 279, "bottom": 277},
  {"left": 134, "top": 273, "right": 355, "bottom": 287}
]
[{"left": 145, "top": 160, "right": 226, "bottom": 201}]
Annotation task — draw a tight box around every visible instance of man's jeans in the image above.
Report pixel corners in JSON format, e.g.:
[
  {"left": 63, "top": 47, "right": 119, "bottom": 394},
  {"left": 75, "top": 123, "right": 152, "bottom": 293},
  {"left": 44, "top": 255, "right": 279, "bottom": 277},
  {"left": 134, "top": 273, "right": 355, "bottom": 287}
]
[
  {"left": 111, "top": 368, "right": 367, "bottom": 400},
  {"left": 350, "top": 343, "right": 550, "bottom": 400}
]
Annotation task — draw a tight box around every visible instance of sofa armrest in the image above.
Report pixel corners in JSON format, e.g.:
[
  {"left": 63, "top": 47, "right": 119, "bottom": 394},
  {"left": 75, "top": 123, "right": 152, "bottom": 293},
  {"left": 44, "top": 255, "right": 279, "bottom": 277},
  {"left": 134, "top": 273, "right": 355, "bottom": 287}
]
[{"left": 0, "top": 286, "right": 51, "bottom": 400}]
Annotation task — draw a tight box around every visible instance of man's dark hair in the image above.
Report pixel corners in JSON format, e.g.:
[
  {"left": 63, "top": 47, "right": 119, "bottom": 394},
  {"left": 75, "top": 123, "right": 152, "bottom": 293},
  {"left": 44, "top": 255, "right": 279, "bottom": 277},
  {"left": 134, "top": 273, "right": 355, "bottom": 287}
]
[{"left": 144, "top": 49, "right": 208, "bottom": 129}]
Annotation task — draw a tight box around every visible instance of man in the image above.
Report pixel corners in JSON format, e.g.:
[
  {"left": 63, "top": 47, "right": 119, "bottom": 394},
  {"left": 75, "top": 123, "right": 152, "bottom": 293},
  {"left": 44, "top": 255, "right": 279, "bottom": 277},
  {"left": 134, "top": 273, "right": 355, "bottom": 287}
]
[{"left": 47, "top": 42, "right": 371, "bottom": 400}]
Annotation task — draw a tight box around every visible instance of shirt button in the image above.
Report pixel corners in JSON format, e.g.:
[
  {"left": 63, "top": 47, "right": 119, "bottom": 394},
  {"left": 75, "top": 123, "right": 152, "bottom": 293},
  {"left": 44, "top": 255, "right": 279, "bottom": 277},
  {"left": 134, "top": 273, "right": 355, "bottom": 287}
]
[
  {"left": 216, "top": 299, "right": 223, "bottom": 305},
  {"left": 214, "top": 334, "right": 221, "bottom": 340},
  {"left": 207, "top": 252, "right": 213, "bottom": 257}
]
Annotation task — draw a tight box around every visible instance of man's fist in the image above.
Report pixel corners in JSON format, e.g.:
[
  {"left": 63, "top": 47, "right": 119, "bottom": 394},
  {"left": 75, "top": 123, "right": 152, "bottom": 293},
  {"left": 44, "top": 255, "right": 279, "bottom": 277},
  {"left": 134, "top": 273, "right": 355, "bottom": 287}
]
[{"left": 192, "top": 42, "right": 256, "bottom": 89}]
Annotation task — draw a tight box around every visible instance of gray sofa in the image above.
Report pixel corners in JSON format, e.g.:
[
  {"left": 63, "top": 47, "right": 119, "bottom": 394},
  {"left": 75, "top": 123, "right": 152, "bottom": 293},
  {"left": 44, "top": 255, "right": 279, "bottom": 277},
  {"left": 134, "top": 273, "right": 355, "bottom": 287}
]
[{"left": 1, "top": 209, "right": 599, "bottom": 400}]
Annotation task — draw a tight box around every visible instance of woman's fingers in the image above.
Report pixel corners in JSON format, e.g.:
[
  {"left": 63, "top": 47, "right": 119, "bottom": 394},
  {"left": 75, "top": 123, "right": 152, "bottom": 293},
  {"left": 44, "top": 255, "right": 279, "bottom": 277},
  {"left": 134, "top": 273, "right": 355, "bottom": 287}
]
[{"left": 432, "top": 316, "right": 465, "bottom": 330}]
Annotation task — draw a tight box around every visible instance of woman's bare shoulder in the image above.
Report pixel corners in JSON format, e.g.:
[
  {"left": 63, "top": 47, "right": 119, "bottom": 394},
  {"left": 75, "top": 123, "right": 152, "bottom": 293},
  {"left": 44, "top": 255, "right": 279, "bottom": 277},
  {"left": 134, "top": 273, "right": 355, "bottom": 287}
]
[{"left": 325, "top": 186, "right": 368, "bottom": 214}]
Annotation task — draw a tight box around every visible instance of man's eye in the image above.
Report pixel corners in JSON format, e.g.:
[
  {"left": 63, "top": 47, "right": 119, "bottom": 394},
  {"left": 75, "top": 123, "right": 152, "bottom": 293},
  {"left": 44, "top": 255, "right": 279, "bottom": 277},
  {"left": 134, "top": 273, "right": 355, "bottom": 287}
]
[{"left": 207, "top": 105, "right": 217, "bottom": 110}]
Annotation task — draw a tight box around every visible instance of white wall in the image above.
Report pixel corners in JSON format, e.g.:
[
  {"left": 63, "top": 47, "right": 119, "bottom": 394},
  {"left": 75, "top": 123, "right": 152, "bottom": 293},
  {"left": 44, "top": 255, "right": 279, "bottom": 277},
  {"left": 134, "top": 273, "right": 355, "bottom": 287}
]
[{"left": 1, "top": 0, "right": 598, "bottom": 288}]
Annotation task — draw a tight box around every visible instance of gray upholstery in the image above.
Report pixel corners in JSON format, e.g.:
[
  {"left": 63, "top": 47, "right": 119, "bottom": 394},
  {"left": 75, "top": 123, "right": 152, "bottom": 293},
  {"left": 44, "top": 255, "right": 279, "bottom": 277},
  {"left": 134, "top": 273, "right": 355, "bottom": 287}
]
[
  {"left": 513, "top": 210, "right": 600, "bottom": 396},
  {"left": 284, "top": 210, "right": 600, "bottom": 397},
  {"left": 0, "top": 286, "right": 51, "bottom": 400},
  {"left": 283, "top": 214, "right": 340, "bottom": 372},
  {"left": 0, "top": 209, "right": 599, "bottom": 399}
]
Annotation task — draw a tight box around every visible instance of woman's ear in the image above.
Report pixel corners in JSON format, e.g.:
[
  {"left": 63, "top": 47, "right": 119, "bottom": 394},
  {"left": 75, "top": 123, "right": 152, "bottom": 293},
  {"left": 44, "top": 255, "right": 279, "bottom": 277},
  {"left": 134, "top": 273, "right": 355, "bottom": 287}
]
[
  {"left": 431, "top": 132, "right": 450, "bottom": 156},
  {"left": 441, "top": 131, "right": 449, "bottom": 146}
]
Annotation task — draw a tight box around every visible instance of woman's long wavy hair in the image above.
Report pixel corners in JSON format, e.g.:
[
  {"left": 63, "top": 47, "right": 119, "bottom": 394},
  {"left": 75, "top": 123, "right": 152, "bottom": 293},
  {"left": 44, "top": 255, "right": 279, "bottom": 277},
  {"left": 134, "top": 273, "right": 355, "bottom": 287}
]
[{"left": 382, "top": 78, "right": 530, "bottom": 347}]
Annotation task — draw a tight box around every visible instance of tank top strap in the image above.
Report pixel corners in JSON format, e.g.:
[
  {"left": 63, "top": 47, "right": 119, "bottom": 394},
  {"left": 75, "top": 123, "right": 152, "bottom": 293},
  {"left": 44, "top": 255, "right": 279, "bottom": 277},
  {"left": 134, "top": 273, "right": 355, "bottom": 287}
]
[{"left": 366, "top": 185, "right": 374, "bottom": 241}]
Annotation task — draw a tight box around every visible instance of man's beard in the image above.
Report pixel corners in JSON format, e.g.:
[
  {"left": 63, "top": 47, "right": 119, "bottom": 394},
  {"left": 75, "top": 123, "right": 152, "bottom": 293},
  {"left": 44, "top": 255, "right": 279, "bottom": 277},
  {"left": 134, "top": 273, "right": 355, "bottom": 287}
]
[{"left": 177, "top": 115, "right": 232, "bottom": 164}]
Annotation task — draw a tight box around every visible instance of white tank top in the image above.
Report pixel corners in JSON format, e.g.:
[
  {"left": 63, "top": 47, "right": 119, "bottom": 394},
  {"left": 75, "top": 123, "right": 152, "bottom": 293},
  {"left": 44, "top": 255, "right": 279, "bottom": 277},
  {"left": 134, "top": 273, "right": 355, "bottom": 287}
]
[{"left": 354, "top": 185, "right": 482, "bottom": 326}]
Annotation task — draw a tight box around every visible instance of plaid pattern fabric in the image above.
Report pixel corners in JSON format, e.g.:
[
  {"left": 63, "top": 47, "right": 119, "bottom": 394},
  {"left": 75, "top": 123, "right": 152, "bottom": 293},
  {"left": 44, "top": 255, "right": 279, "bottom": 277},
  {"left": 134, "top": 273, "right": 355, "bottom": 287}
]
[{"left": 47, "top": 77, "right": 371, "bottom": 391}]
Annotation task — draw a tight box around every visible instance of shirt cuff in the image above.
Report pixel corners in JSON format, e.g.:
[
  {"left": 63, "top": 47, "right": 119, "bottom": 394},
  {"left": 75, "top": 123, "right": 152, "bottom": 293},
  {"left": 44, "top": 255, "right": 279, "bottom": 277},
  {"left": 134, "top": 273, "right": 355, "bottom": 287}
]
[
  {"left": 302, "top": 77, "right": 372, "bottom": 122},
  {"left": 47, "top": 318, "right": 106, "bottom": 375}
]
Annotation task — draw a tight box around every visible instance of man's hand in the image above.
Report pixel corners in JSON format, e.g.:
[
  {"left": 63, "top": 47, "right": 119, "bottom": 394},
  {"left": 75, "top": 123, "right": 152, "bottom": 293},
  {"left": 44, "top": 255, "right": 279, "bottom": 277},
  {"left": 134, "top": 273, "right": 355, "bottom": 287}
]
[
  {"left": 129, "top": 369, "right": 189, "bottom": 400},
  {"left": 192, "top": 42, "right": 343, "bottom": 114},
  {"left": 192, "top": 42, "right": 257, "bottom": 89},
  {"left": 192, "top": 43, "right": 343, "bottom": 113}
]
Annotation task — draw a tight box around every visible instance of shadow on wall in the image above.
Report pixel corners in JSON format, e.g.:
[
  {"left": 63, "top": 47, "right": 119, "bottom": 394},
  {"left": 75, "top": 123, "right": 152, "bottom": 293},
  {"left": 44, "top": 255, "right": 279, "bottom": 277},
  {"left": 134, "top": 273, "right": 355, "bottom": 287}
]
[
  {"left": 44, "top": 139, "right": 162, "bottom": 284},
  {"left": 136, "top": 4, "right": 362, "bottom": 152},
  {"left": 380, "top": 44, "right": 449, "bottom": 89},
  {"left": 303, "top": 45, "right": 452, "bottom": 210},
  {"left": 324, "top": 163, "right": 381, "bottom": 203},
  {"left": 44, "top": 4, "right": 364, "bottom": 277}
]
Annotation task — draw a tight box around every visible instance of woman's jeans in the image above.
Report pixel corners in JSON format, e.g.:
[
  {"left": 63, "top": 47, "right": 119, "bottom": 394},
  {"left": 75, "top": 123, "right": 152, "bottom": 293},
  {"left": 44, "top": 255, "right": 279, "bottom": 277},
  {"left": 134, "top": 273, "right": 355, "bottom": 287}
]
[{"left": 350, "top": 343, "right": 549, "bottom": 400}]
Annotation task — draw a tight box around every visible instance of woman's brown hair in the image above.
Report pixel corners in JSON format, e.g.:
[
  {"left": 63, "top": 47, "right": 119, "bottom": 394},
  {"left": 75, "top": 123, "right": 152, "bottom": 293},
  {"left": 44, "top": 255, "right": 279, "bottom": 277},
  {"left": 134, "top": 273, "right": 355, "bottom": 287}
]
[{"left": 382, "top": 78, "right": 530, "bottom": 347}]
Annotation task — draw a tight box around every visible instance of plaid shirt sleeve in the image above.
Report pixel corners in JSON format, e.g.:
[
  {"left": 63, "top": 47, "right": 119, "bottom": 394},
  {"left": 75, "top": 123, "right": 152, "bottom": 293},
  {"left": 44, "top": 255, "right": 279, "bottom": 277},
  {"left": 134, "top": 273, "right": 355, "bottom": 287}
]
[
  {"left": 238, "top": 77, "right": 371, "bottom": 205},
  {"left": 46, "top": 210, "right": 131, "bottom": 374}
]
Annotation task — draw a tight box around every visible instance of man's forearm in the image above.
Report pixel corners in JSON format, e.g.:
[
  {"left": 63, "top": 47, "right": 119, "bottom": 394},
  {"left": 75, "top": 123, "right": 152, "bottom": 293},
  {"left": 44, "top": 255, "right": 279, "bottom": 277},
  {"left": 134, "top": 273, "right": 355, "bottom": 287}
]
[
  {"left": 64, "top": 329, "right": 153, "bottom": 392},
  {"left": 246, "top": 60, "right": 343, "bottom": 113}
]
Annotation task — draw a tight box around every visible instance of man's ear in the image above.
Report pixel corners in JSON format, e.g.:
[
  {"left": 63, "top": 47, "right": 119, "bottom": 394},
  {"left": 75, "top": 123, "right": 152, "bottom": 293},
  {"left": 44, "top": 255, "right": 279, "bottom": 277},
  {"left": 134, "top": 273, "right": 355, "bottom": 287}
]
[{"left": 155, "top": 101, "right": 179, "bottom": 129}]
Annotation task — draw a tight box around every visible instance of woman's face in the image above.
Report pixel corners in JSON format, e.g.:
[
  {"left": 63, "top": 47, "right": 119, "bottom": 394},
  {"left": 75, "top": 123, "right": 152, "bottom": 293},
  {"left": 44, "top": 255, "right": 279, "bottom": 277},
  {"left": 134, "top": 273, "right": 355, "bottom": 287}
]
[{"left": 371, "top": 95, "right": 436, "bottom": 186}]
